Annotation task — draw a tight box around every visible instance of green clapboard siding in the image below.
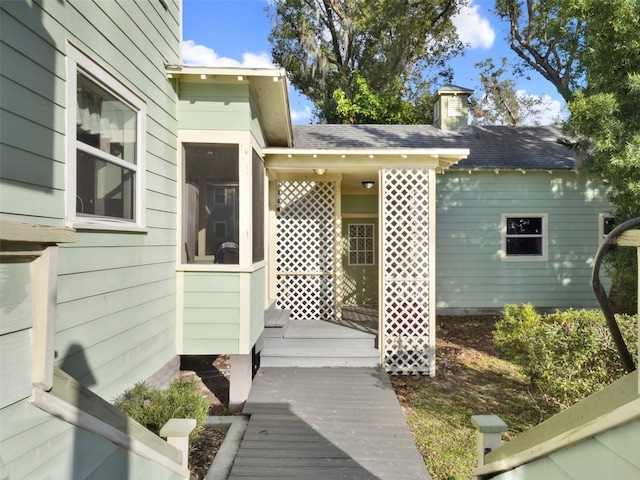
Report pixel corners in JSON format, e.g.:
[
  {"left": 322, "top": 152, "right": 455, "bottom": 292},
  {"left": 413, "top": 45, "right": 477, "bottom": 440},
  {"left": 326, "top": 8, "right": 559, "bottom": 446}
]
[
  {"left": 0, "top": 262, "right": 33, "bottom": 334},
  {"left": 182, "top": 268, "right": 266, "bottom": 354},
  {"left": 183, "top": 272, "right": 241, "bottom": 354},
  {"left": 0, "top": 329, "right": 32, "bottom": 409},
  {"left": 436, "top": 170, "right": 612, "bottom": 311},
  {"left": 0, "top": 1, "right": 181, "bottom": 479},
  {"left": 177, "top": 81, "right": 252, "bottom": 131},
  {"left": 342, "top": 194, "right": 378, "bottom": 214}
]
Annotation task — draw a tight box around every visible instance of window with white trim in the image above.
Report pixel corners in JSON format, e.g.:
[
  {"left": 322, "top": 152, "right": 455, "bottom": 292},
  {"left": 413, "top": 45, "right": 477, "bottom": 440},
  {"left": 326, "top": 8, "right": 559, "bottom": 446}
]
[
  {"left": 348, "top": 223, "right": 375, "bottom": 265},
  {"left": 66, "top": 45, "right": 146, "bottom": 228},
  {"left": 502, "top": 214, "right": 548, "bottom": 260},
  {"left": 599, "top": 213, "right": 615, "bottom": 240}
]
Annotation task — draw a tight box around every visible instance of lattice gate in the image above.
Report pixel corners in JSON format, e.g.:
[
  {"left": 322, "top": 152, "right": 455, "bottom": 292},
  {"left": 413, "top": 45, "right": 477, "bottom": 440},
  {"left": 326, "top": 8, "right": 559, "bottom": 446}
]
[
  {"left": 381, "top": 168, "right": 435, "bottom": 375},
  {"left": 275, "top": 180, "right": 335, "bottom": 320}
]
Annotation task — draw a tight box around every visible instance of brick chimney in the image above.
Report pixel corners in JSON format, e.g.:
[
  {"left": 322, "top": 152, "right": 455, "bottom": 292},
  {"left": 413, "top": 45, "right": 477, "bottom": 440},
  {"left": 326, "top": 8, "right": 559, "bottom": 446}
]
[{"left": 433, "top": 84, "right": 473, "bottom": 130}]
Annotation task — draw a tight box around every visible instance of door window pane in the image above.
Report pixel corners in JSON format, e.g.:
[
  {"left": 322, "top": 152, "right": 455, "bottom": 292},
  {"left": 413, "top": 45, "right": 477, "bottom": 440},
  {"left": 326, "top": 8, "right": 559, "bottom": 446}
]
[{"left": 348, "top": 223, "right": 375, "bottom": 265}]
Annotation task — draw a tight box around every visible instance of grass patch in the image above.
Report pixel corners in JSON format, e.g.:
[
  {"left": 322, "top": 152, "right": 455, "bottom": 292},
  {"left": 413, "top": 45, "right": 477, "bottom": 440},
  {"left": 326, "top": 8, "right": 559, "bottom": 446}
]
[{"left": 392, "top": 316, "right": 541, "bottom": 480}]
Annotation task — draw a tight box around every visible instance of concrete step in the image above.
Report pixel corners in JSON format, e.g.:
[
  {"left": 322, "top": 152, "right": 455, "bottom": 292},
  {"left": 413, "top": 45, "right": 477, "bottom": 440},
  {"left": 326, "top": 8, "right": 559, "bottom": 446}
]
[
  {"left": 257, "top": 320, "right": 380, "bottom": 368},
  {"left": 262, "top": 336, "right": 375, "bottom": 349},
  {"left": 264, "top": 303, "right": 290, "bottom": 328},
  {"left": 284, "top": 320, "right": 375, "bottom": 339},
  {"left": 262, "top": 320, "right": 376, "bottom": 350},
  {"left": 259, "top": 347, "right": 380, "bottom": 368}
]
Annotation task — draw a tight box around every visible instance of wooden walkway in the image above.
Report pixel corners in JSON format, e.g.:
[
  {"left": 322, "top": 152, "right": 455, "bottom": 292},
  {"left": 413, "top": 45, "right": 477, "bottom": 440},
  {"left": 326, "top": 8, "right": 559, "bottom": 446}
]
[{"left": 228, "top": 367, "right": 431, "bottom": 479}]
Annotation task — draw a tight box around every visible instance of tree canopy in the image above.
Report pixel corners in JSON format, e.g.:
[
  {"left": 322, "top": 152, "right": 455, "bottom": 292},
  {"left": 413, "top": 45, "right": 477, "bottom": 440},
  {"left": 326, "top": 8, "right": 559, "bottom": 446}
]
[
  {"left": 564, "top": 0, "right": 640, "bottom": 311},
  {"left": 498, "top": 0, "right": 639, "bottom": 312},
  {"left": 471, "top": 57, "right": 547, "bottom": 126},
  {"left": 268, "top": 0, "right": 463, "bottom": 123},
  {"left": 495, "top": 0, "right": 586, "bottom": 102}
]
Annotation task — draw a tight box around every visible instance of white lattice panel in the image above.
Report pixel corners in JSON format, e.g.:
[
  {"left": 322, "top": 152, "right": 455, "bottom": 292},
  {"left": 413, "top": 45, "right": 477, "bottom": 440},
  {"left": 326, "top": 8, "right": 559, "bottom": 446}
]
[
  {"left": 276, "top": 181, "right": 335, "bottom": 319},
  {"left": 276, "top": 274, "right": 335, "bottom": 320},
  {"left": 382, "top": 169, "right": 433, "bottom": 374}
]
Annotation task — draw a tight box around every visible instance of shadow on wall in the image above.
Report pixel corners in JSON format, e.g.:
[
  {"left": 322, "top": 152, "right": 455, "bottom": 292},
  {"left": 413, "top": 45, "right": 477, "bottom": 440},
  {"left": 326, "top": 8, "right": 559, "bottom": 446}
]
[{"left": 59, "top": 343, "right": 132, "bottom": 478}]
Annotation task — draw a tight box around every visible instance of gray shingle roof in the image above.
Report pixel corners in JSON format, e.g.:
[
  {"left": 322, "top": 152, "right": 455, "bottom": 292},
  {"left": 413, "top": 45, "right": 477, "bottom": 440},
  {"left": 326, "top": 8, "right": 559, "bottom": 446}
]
[{"left": 292, "top": 124, "right": 575, "bottom": 170}]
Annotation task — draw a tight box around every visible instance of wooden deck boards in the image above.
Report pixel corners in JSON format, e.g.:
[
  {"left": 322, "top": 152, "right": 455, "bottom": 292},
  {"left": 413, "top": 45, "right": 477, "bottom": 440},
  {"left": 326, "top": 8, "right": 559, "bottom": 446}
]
[{"left": 228, "top": 367, "right": 431, "bottom": 480}]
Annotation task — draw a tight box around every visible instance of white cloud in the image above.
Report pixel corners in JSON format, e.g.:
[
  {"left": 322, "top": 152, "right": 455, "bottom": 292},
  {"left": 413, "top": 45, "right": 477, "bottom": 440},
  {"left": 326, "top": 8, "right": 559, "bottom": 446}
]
[
  {"left": 290, "top": 105, "right": 313, "bottom": 124},
  {"left": 516, "top": 90, "right": 566, "bottom": 126},
  {"left": 452, "top": 1, "right": 495, "bottom": 50},
  {"left": 182, "top": 40, "right": 274, "bottom": 68}
]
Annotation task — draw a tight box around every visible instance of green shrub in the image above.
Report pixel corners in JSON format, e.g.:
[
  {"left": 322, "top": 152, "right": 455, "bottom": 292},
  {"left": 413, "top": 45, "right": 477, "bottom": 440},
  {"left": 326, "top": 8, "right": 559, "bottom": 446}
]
[
  {"left": 493, "top": 303, "right": 542, "bottom": 367},
  {"left": 493, "top": 304, "right": 637, "bottom": 414},
  {"left": 113, "top": 376, "right": 210, "bottom": 443}
]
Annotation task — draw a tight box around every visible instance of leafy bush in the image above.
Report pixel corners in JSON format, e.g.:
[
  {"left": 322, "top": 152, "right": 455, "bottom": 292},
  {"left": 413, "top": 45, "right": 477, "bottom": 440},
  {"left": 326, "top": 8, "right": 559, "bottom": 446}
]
[
  {"left": 113, "top": 376, "right": 210, "bottom": 443},
  {"left": 493, "top": 304, "right": 637, "bottom": 414}
]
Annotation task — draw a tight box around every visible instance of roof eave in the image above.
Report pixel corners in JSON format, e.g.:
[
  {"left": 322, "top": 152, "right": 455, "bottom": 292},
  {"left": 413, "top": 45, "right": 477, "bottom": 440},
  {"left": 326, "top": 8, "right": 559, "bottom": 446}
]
[{"left": 166, "top": 66, "right": 293, "bottom": 148}]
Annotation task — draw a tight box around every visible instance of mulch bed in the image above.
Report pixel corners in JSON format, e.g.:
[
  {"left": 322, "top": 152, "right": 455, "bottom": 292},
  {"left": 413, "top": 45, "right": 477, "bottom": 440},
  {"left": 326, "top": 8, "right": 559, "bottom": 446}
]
[{"left": 180, "top": 355, "right": 231, "bottom": 480}]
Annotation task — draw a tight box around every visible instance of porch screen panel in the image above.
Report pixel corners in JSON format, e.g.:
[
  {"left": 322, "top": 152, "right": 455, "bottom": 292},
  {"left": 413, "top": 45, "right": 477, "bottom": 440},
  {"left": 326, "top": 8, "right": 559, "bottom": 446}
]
[
  {"left": 276, "top": 180, "right": 335, "bottom": 320},
  {"left": 382, "top": 168, "right": 433, "bottom": 375}
]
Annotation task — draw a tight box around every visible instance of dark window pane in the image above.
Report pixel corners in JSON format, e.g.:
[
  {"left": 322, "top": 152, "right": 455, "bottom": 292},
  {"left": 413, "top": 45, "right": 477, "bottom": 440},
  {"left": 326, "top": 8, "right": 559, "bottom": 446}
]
[
  {"left": 506, "top": 237, "right": 542, "bottom": 256},
  {"left": 76, "top": 150, "right": 134, "bottom": 220},
  {"left": 252, "top": 150, "right": 265, "bottom": 263},
  {"left": 603, "top": 217, "right": 615, "bottom": 236},
  {"left": 184, "top": 144, "right": 239, "bottom": 264},
  {"left": 507, "top": 217, "right": 542, "bottom": 235}
]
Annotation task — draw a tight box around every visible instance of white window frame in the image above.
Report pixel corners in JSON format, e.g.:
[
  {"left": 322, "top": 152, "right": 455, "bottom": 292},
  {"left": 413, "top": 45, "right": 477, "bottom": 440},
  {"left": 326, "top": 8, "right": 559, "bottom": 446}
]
[
  {"left": 65, "top": 43, "right": 146, "bottom": 230},
  {"left": 348, "top": 223, "right": 376, "bottom": 266},
  {"left": 501, "top": 213, "right": 548, "bottom": 262},
  {"left": 599, "top": 213, "right": 615, "bottom": 241}
]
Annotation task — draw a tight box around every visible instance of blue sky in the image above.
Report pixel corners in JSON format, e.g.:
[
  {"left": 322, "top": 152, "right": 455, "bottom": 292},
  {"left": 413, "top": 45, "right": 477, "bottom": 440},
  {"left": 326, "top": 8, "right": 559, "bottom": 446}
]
[{"left": 182, "top": 0, "right": 565, "bottom": 124}]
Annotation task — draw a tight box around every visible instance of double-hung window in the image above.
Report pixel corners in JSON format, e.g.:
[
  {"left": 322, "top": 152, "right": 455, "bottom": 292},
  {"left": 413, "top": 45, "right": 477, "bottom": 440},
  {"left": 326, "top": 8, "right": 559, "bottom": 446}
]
[
  {"left": 66, "top": 44, "right": 146, "bottom": 228},
  {"left": 502, "top": 214, "right": 548, "bottom": 261}
]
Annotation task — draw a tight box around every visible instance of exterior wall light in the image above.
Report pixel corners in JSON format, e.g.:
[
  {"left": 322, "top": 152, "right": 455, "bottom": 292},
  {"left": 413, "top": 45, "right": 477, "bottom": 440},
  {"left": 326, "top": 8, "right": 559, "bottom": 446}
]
[
  {"left": 362, "top": 181, "right": 375, "bottom": 189},
  {"left": 313, "top": 168, "right": 327, "bottom": 175}
]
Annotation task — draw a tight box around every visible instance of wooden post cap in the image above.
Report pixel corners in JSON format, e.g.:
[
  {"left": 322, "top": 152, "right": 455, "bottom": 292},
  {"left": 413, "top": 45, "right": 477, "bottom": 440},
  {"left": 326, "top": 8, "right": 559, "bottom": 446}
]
[
  {"left": 160, "top": 418, "right": 197, "bottom": 438},
  {"left": 471, "top": 415, "right": 508, "bottom": 433}
]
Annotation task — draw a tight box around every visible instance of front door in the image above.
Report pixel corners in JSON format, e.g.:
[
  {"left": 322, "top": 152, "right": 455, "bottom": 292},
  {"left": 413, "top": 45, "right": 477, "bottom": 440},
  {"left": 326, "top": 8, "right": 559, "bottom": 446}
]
[{"left": 342, "top": 220, "right": 378, "bottom": 307}]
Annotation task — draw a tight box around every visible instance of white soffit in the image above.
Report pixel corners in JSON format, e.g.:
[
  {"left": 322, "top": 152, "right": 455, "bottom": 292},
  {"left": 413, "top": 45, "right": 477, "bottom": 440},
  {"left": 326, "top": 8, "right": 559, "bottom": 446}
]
[{"left": 263, "top": 148, "right": 469, "bottom": 173}]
